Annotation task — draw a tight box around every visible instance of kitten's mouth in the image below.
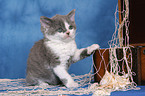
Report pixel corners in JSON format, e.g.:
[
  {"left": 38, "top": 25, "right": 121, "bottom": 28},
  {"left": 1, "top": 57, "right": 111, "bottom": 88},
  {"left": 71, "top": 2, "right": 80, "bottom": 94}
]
[
  {"left": 63, "top": 35, "right": 73, "bottom": 40},
  {"left": 63, "top": 34, "right": 75, "bottom": 40},
  {"left": 65, "top": 35, "right": 71, "bottom": 38},
  {"left": 67, "top": 35, "right": 70, "bottom": 38}
]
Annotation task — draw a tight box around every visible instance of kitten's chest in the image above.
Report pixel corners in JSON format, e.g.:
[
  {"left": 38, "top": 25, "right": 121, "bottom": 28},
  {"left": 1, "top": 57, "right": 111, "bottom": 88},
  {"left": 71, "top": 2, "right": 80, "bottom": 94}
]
[{"left": 45, "top": 40, "right": 77, "bottom": 64}]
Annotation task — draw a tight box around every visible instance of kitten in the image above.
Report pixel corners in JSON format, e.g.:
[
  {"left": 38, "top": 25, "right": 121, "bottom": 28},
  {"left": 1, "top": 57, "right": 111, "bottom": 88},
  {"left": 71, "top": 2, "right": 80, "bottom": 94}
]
[{"left": 26, "top": 9, "right": 100, "bottom": 88}]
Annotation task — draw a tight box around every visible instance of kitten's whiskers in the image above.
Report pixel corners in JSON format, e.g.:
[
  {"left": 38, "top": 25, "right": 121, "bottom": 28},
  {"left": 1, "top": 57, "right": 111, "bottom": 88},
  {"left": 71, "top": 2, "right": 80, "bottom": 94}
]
[{"left": 71, "top": 32, "right": 78, "bottom": 40}]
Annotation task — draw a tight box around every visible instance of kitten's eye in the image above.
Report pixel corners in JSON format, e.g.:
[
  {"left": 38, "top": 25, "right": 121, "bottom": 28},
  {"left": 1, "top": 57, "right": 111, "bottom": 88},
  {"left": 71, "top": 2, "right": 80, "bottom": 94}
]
[
  {"left": 57, "top": 28, "right": 63, "bottom": 32},
  {"left": 69, "top": 26, "right": 73, "bottom": 30}
]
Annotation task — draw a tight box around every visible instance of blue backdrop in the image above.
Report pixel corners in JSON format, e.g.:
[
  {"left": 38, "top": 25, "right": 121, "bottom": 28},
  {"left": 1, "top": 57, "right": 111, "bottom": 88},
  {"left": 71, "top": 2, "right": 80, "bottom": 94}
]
[{"left": 0, "top": 0, "right": 118, "bottom": 79}]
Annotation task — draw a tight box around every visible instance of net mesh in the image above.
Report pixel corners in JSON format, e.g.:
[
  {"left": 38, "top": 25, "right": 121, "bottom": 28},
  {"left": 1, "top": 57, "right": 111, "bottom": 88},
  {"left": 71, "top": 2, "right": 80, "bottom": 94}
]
[
  {"left": 93, "top": 0, "right": 140, "bottom": 95},
  {"left": 0, "top": 0, "right": 140, "bottom": 95}
]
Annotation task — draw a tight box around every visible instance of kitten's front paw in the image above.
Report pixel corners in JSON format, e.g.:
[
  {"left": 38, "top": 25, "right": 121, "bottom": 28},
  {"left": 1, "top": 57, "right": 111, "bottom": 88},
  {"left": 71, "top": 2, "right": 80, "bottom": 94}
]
[
  {"left": 66, "top": 81, "right": 79, "bottom": 88},
  {"left": 87, "top": 44, "right": 100, "bottom": 54}
]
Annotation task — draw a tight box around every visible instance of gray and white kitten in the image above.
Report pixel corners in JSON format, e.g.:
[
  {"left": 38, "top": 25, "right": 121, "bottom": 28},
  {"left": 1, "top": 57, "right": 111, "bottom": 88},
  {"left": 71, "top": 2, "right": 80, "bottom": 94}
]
[{"left": 26, "top": 9, "right": 100, "bottom": 88}]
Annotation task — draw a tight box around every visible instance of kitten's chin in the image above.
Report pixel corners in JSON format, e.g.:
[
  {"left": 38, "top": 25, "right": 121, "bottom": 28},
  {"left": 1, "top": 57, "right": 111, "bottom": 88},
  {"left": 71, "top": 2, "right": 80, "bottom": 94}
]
[
  {"left": 64, "top": 35, "right": 71, "bottom": 39},
  {"left": 63, "top": 35, "right": 75, "bottom": 41},
  {"left": 62, "top": 37, "right": 74, "bottom": 42}
]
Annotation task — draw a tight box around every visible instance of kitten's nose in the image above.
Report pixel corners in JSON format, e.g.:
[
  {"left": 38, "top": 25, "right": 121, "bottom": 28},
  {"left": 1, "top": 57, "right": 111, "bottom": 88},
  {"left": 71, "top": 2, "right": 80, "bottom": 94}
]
[{"left": 66, "top": 31, "right": 70, "bottom": 35}]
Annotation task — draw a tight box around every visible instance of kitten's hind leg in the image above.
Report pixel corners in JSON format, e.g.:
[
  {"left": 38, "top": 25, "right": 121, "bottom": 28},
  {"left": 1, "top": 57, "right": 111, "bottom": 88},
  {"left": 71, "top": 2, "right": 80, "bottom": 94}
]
[
  {"left": 53, "top": 65, "right": 79, "bottom": 88},
  {"left": 26, "top": 76, "right": 39, "bottom": 86}
]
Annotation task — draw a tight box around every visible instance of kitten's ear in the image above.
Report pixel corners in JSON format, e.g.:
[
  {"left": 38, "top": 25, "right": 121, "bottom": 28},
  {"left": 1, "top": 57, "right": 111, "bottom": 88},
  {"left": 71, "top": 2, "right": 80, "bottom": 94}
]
[
  {"left": 67, "top": 9, "right": 76, "bottom": 22},
  {"left": 40, "top": 16, "right": 52, "bottom": 27}
]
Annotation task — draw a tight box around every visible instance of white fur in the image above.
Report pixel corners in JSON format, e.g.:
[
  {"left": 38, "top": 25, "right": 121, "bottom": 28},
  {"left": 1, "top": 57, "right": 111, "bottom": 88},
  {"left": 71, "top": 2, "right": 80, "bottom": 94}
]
[
  {"left": 64, "top": 21, "right": 69, "bottom": 30},
  {"left": 45, "top": 40, "right": 77, "bottom": 66},
  {"left": 87, "top": 44, "right": 100, "bottom": 54},
  {"left": 45, "top": 40, "right": 78, "bottom": 88}
]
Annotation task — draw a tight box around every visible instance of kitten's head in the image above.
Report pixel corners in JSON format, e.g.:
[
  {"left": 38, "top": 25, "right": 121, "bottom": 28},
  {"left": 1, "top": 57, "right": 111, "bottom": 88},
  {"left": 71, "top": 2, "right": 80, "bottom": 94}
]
[{"left": 40, "top": 9, "right": 76, "bottom": 42}]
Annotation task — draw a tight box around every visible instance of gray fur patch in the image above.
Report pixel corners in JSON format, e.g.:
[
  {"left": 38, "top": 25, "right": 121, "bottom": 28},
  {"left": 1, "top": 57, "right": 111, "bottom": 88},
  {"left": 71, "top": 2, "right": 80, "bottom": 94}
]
[
  {"left": 26, "top": 39, "right": 62, "bottom": 85},
  {"left": 80, "top": 49, "right": 91, "bottom": 60}
]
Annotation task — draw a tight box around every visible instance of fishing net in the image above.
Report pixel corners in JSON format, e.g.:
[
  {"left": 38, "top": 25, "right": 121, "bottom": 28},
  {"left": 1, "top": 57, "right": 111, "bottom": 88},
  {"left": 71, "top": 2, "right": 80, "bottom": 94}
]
[{"left": 0, "top": 0, "right": 140, "bottom": 95}]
